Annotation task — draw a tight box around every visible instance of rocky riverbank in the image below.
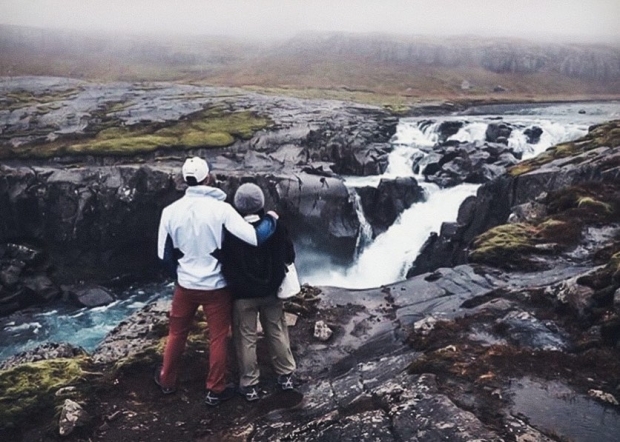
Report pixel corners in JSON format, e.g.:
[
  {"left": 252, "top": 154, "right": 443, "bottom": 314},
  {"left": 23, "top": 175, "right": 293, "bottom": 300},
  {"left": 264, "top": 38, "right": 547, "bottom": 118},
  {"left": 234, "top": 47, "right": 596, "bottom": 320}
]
[{"left": 1, "top": 78, "right": 620, "bottom": 441}]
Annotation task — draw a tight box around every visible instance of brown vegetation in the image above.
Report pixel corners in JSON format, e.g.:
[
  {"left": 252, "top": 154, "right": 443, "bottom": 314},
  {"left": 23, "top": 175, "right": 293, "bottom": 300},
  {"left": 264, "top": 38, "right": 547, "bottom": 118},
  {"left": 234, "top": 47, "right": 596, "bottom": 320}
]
[{"left": 2, "top": 26, "right": 620, "bottom": 106}]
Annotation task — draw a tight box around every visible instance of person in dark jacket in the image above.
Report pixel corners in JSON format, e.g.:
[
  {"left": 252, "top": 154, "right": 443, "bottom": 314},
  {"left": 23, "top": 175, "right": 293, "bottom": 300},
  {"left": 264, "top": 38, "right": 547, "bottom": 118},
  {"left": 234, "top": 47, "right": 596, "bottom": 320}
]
[{"left": 221, "top": 183, "right": 297, "bottom": 401}]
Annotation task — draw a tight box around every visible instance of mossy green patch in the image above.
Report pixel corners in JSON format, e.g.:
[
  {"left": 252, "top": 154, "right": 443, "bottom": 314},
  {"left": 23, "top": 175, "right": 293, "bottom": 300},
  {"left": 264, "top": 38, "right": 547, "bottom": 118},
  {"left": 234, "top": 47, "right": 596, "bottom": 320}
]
[
  {"left": 67, "top": 135, "right": 173, "bottom": 156},
  {"left": 4, "top": 88, "right": 80, "bottom": 111},
  {"left": 1, "top": 107, "right": 272, "bottom": 159},
  {"left": 191, "top": 109, "right": 271, "bottom": 140},
  {"left": 180, "top": 130, "right": 234, "bottom": 147},
  {"left": 469, "top": 219, "right": 582, "bottom": 270},
  {"left": 0, "top": 358, "right": 88, "bottom": 430},
  {"left": 577, "top": 197, "right": 613, "bottom": 213},
  {"left": 470, "top": 182, "right": 620, "bottom": 271},
  {"left": 469, "top": 223, "right": 544, "bottom": 270}
]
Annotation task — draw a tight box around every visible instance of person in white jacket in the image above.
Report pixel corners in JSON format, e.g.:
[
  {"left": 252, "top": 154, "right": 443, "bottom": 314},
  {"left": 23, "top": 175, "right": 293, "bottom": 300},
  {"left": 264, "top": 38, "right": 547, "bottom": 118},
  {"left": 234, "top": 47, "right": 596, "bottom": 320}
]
[{"left": 154, "top": 157, "right": 277, "bottom": 407}]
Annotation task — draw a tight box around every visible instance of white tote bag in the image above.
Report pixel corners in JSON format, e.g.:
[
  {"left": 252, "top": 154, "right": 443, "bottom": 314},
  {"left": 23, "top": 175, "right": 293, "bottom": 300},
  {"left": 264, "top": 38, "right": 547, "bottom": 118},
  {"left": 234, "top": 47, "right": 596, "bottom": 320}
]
[{"left": 277, "top": 263, "right": 301, "bottom": 299}]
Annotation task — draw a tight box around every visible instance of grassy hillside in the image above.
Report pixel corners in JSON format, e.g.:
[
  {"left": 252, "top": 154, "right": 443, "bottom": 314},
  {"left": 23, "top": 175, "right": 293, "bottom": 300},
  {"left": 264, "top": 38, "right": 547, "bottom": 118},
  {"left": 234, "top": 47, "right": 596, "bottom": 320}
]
[{"left": 1, "top": 26, "right": 620, "bottom": 106}]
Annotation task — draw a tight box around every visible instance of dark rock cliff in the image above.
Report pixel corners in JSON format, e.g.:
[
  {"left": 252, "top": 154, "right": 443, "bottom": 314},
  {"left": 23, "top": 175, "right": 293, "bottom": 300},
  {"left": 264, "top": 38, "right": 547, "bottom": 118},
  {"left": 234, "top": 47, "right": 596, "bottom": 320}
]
[{"left": 0, "top": 78, "right": 399, "bottom": 315}]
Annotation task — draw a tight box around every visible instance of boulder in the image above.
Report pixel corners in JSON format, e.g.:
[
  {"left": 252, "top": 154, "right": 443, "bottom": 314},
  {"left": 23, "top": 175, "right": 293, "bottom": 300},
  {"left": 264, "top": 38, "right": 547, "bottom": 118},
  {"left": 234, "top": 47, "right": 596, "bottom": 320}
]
[
  {"left": 485, "top": 122, "right": 513, "bottom": 144},
  {"left": 436, "top": 120, "right": 464, "bottom": 143},
  {"left": 357, "top": 177, "right": 425, "bottom": 237},
  {"left": 524, "top": 126, "right": 543, "bottom": 144},
  {"left": 67, "top": 285, "right": 115, "bottom": 308},
  {"left": 22, "top": 274, "right": 61, "bottom": 302},
  {"left": 59, "top": 399, "right": 90, "bottom": 437}
]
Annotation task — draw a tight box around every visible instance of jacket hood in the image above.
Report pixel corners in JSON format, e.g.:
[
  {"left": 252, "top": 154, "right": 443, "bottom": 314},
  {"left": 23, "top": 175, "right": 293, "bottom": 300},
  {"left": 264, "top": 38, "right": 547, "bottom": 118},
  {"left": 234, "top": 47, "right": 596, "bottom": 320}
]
[{"left": 185, "top": 185, "right": 227, "bottom": 201}]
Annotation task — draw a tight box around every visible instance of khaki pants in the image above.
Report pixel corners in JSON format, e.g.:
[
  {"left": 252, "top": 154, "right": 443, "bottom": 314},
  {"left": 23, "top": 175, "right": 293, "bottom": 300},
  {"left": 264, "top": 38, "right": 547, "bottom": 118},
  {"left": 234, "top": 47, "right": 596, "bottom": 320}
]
[{"left": 233, "top": 296, "right": 296, "bottom": 388}]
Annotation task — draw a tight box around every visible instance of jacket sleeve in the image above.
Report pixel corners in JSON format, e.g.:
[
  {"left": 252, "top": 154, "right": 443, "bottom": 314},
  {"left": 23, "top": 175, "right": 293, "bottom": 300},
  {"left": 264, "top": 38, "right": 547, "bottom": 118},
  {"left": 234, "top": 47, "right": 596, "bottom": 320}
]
[
  {"left": 161, "top": 234, "right": 184, "bottom": 279},
  {"left": 255, "top": 215, "right": 278, "bottom": 246},
  {"left": 223, "top": 205, "right": 277, "bottom": 246},
  {"left": 157, "top": 208, "right": 183, "bottom": 279}
]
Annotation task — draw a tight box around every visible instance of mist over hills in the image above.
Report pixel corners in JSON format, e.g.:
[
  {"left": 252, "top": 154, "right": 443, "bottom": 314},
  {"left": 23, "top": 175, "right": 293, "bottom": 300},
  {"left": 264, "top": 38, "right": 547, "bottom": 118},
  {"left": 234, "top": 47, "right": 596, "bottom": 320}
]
[{"left": 1, "top": 24, "right": 620, "bottom": 101}]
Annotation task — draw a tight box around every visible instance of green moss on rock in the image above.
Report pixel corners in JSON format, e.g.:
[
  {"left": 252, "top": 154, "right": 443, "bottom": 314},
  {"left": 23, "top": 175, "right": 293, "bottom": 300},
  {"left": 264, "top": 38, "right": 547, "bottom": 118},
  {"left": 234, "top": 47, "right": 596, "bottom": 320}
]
[
  {"left": 4, "top": 88, "right": 79, "bottom": 111},
  {"left": 469, "top": 223, "right": 538, "bottom": 264},
  {"left": 470, "top": 182, "right": 620, "bottom": 271},
  {"left": 68, "top": 135, "right": 173, "bottom": 156},
  {"left": 0, "top": 358, "right": 88, "bottom": 430},
  {"left": 180, "top": 130, "right": 235, "bottom": 147},
  {"left": 1, "top": 107, "right": 272, "bottom": 159}
]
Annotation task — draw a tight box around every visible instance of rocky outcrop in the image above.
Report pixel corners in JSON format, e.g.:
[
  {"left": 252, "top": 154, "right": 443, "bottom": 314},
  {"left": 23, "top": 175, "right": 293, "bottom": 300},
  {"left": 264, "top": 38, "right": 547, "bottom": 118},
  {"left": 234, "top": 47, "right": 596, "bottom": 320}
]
[
  {"left": 0, "top": 77, "right": 403, "bottom": 315},
  {"left": 2, "top": 247, "right": 620, "bottom": 441},
  {"left": 410, "top": 120, "right": 620, "bottom": 277},
  {"left": 0, "top": 342, "right": 87, "bottom": 371},
  {"left": 357, "top": 177, "right": 425, "bottom": 237},
  {"left": 302, "top": 114, "right": 398, "bottom": 176},
  {"left": 0, "top": 164, "right": 362, "bottom": 313},
  {"left": 417, "top": 140, "right": 521, "bottom": 187}
]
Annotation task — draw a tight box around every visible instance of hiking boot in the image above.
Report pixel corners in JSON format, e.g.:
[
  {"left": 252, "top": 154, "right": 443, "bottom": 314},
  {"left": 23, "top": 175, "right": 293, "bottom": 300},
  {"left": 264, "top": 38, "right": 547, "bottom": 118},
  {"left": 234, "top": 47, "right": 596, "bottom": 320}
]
[
  {"left": 153, "top": 365, "right": 176, "bottom": 395},
  {"left": 277, "top": 373, "right": 295, "bottom": 391},
  {"left": 204, "top": 385, "right": 235, "bottom": 407},
  {"left": 238, "top": 384, "right": 261, "bottom": 402}
]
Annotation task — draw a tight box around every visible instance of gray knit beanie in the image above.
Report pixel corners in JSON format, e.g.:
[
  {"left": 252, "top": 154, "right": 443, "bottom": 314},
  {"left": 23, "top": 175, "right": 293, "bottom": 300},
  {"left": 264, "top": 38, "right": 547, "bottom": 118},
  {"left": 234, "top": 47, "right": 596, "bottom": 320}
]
[{"left": 234, "top": 183, "right": 265, "bottom": 215}]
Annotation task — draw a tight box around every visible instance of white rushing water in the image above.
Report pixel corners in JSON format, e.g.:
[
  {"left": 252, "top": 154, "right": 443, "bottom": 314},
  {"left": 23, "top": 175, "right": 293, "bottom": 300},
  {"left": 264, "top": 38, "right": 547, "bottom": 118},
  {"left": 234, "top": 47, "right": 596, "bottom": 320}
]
[{"left": 1, "top": 101, "right": 618, "bottom": 360}]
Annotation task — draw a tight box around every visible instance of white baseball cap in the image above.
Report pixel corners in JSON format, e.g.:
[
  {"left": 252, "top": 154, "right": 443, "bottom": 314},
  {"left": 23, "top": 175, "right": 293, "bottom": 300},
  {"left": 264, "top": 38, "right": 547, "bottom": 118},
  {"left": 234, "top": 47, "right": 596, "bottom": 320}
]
[{"left": 182, "top": 157, "right": 210, "bottom": 183}]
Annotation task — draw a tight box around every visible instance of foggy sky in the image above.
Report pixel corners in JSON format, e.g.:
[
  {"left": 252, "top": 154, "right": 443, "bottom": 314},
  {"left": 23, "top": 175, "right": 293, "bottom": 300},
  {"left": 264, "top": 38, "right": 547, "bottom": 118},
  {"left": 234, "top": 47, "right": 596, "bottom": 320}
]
[{"left": 1, "top": 0, "right": 619, "bottom": 43}]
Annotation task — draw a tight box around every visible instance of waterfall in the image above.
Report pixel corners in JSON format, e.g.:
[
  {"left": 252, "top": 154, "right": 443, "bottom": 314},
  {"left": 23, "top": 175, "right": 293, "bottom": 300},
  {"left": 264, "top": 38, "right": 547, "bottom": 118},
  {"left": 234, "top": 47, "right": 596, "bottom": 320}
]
[
  {"left": 309, "top": 182, "right": 478, "bottom": 289},
  {"left": 304, "top": 102, "right": 619, "bottom": 289},
  {"left": 349, "top": 187, "right": 374, "bottom": 256}
]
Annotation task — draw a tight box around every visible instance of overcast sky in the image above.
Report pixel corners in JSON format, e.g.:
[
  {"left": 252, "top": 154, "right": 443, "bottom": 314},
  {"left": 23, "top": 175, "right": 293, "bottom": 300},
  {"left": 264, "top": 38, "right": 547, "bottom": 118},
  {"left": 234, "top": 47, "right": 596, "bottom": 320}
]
[{"left": 1, "top": 0, "right": 618, "bottom": 43}]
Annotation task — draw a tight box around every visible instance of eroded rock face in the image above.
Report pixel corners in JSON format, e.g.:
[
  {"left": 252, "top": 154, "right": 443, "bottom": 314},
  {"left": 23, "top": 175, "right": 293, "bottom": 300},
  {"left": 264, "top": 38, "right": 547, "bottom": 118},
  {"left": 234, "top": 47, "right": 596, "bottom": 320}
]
[
  {"left": 0, "top": 78, "right": 402, "bottom": 315},
  {"left": 410, "top": 129, "right": 620, "bottom": 277},
  {"left": 0, "top": 164, "right": 363, "bottom": 314},
  {"left": 0, "top": 163, "right": 181, "bottom": 287}
]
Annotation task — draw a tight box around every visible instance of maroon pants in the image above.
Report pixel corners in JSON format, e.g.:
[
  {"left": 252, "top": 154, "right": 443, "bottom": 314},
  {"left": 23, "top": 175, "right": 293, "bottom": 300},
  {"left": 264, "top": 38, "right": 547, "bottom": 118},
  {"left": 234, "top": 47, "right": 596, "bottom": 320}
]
[{"left": 159, "top": 285, "right": 232, "bottom": 393}]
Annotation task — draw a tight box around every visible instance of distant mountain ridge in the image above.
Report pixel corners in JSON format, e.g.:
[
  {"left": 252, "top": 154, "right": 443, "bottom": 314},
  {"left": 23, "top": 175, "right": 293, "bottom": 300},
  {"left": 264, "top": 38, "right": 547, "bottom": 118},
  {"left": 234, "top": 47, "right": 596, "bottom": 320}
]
[
  {"left": 276, "top": 33, "right": 620, "bottom": 81},
  {"left": 1, "top": 25, "right": 619, "bottom": 99}
]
